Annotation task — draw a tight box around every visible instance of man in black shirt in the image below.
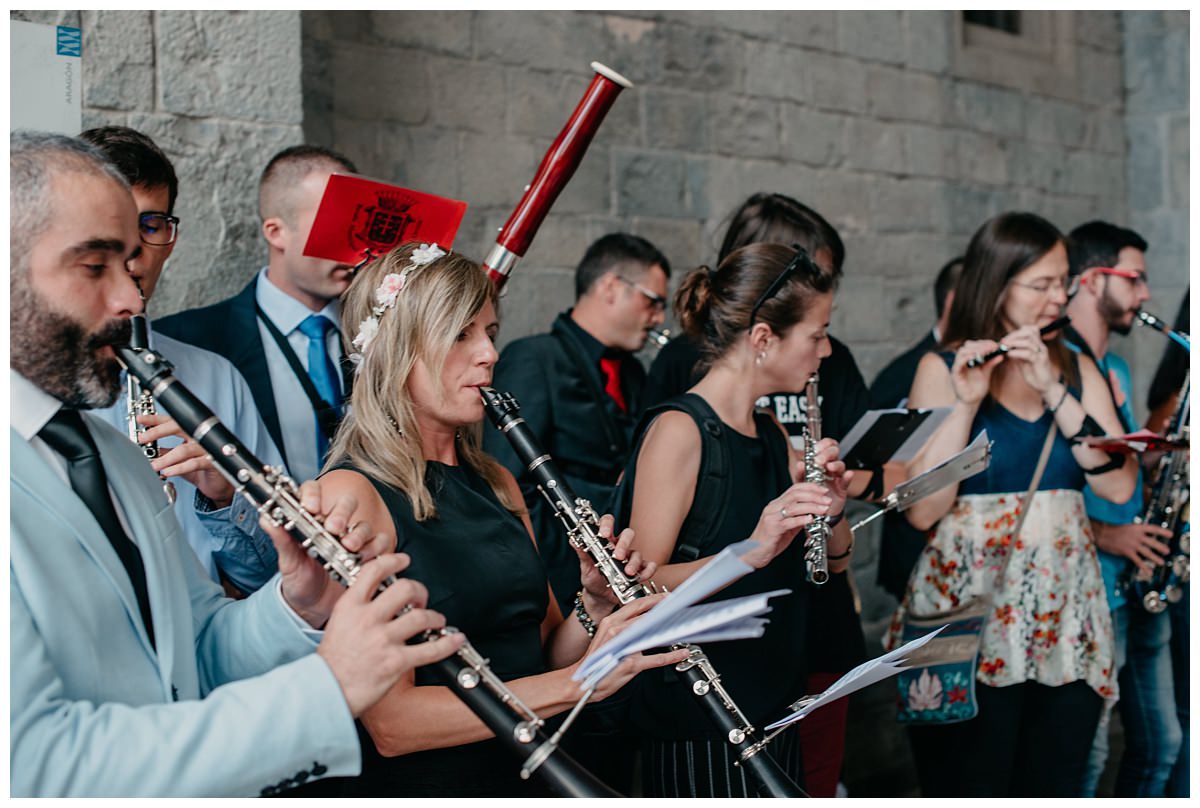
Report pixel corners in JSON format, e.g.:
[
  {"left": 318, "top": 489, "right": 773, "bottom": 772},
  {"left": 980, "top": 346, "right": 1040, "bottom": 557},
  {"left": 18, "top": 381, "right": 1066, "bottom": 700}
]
[
  {"left": 484, "top": 233, "right": 670, "bottom": 613},
  {"left": 868, "top": 256, "right": 963, "bottom": 600}
]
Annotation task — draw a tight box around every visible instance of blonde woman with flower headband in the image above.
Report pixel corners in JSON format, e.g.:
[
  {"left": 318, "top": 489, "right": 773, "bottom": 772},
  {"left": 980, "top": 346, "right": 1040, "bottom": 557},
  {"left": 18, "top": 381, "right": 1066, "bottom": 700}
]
[{"left": 318, "top": 242, "right": 686, "bottom": 797}]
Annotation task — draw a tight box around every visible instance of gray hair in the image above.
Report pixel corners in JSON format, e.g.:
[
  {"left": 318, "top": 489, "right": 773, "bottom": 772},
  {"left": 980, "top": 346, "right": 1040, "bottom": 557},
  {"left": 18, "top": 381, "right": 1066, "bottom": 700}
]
[{"left": 10, "top": 130, "right": 130, "bottom": 273}]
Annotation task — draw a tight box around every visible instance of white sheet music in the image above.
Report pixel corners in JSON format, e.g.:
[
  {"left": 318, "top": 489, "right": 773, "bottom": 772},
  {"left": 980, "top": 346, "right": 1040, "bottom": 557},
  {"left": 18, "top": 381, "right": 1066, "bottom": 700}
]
[
  {"left": 572, "top": 540, "right": 780, "bottom": 688},
  {"left": 763, "top": 627, "right": 946, "bottom": 731}
]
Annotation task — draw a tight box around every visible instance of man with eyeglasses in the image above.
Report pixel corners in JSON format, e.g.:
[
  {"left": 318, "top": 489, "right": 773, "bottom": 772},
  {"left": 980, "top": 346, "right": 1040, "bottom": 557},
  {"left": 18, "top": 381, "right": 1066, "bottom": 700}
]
[
  {"left": 80, "top": 126, "right": 287, "bottom": 596},
  {"left": 1066, "top": 220, "right": 1181, "bottom": 797},
  {"left": 483, "top": 232, "right": 668, "bottom": 792},
  {"left": 485, "top": 232, "right": 670, "bottom": 615}
]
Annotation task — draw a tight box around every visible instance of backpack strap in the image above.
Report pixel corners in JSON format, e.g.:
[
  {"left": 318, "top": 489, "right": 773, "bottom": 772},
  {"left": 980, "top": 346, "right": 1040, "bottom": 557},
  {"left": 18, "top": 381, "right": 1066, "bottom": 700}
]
[{"left": 616, "top": 393, "right": 732, "bottom": 563}]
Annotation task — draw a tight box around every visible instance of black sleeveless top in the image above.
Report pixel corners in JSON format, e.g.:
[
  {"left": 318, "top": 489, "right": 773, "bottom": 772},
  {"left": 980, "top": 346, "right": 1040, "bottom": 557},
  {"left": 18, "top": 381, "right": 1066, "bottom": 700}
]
[
  {"left": 615, "top": 395, "right": 810, "bottom": 739},
  {"left": 341, "top": 461, "right": 551, "bottom": 797}
]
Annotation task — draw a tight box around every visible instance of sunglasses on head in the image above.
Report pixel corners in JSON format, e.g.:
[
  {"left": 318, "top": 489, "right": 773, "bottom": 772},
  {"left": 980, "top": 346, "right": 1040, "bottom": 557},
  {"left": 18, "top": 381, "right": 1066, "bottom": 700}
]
[{"left": 748, "top": 244, "right": 823, "bottom": 327}]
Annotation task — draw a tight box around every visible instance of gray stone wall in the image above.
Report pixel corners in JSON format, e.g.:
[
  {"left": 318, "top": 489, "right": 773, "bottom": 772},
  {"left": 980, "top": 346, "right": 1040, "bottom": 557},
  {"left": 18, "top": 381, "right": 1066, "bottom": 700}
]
[
  {"left": 302, "top": 10, "right": 1144, "bottom": 386},
  {"left": 1121, "top": 10, "right": 1190, "bottom": 423},
  {"left": 10, "top": 9, "right": 305, "bottom": 318}
]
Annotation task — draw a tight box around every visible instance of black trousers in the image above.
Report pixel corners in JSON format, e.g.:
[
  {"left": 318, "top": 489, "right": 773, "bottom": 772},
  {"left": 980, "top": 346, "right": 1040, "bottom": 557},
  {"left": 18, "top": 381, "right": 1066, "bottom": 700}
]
[{"left": 908, "top": 680, "right": 1102, "bottom": 797}]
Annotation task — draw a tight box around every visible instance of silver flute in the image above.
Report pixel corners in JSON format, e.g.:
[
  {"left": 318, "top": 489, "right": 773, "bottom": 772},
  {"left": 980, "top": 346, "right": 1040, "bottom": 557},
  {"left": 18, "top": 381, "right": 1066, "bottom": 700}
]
[
  {"left": 481, "top": 386, "right": 804, "bottom": 798},
  {"left": 801, "top": 374, "right": 830, "bottom": 585},
  {"left": 126, "top": 306, "right": 176, "bottom": 504},
  {"left": 116, "top": 332, "right": 618, "bottom": 798}
]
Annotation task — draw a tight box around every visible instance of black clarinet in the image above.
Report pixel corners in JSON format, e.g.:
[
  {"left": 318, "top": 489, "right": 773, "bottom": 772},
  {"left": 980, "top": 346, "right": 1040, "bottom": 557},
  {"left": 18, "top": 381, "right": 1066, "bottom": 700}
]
[
  {"left": 116, "top": 325, "right": 618, "bottom": 799},
  {"left": 481, "top": 386, "right": 805, "bottom": 798}
]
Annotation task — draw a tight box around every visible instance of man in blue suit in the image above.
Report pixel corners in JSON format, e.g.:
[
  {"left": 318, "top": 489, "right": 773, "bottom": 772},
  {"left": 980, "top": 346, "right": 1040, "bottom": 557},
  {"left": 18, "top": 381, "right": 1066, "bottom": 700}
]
[
  {"left": 156, "top": 145, "right": 358, "bottom": 484},
  {"left": 9, "top": 131, "right": 462, "bottom": 796}
]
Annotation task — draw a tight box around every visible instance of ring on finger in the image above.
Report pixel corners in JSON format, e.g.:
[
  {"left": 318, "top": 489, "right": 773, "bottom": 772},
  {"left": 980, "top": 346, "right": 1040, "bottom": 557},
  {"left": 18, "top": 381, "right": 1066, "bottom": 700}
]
[{"left": 780, "top": 507, "right": 788, "bottom": 518}]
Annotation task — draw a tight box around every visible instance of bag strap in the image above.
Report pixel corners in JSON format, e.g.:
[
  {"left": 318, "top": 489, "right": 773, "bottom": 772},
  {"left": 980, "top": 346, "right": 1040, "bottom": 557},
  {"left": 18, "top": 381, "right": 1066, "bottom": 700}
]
[
  {"left": 664, "top": 394, "right": 732, "bottom": 562},
  {"left": 999, "top": 419, "right": 1057, "bottom": 574},
  {"left": 254, "top": 302, "right": 344, "bottom": 442}
]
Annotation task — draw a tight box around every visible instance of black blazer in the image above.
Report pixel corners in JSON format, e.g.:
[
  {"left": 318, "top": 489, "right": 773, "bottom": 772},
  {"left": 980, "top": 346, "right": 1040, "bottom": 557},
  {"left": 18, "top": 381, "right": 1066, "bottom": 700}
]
[{"left": 155, "top": 278, "right": 287, "bottom": 468}]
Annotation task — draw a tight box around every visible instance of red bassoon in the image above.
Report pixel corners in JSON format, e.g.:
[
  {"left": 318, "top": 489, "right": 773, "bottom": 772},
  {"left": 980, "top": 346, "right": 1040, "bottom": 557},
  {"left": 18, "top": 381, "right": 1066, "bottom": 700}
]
[{"left": 483, "top": 61, "right": 632, "bottom": 290}]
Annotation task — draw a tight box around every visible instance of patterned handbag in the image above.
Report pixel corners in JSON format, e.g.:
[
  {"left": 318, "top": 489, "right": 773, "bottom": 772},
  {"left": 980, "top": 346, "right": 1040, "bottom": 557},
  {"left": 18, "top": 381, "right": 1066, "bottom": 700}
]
[{"left": 895, "top": 423, "right": 1056, "bottom": 725}]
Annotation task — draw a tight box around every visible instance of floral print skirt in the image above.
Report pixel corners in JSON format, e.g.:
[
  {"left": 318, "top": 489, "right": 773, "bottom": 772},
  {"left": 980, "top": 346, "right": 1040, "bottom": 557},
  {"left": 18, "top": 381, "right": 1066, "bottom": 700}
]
[{"left": 886, "top": 489, "right": 1117, "bottom": 702}]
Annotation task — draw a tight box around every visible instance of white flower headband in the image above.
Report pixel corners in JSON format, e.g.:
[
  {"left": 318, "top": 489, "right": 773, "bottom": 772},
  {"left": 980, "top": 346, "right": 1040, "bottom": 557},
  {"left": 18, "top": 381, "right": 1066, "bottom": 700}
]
[{"left": 349, "top": 243, "right": 447, "bottom": 367}]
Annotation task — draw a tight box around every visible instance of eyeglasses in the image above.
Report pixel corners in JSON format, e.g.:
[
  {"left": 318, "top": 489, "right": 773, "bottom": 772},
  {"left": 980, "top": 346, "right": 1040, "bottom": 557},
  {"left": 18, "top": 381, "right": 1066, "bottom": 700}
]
[
  {"left": 748, "top": 244, "right": 822, "bottom": 327},
  {"left": 1011, "top": 275, "right": 1080, "bottom": 297},
  {"left": 617, "top": 276, "right": 667, "bottom": 312},
  {"left": 1089, "top": 266, "right": 1149, "bottom": 287},
  {"left": 139, "top": 212, "right": 180, "bottom": 247}
]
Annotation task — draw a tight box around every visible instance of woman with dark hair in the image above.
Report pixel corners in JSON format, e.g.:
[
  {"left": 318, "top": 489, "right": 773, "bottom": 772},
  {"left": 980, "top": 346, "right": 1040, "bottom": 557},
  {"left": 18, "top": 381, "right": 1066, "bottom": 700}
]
[
  {"left": 887, "top": 212, "right": 1137, "bottom": 796},
  {"left": 613, "top": 242, "right": 855, "bottom": 796},
  {"left": 644, "top": 191, "right": 872, "bottom": 796},
  {"left": 316, "top": 242, "right": 686, "bottom": 796}
]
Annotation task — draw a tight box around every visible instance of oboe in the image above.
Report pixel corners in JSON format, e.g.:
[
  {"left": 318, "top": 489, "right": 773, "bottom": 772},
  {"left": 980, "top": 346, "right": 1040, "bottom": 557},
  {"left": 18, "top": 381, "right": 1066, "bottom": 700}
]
[
  {"left": 116, "top": 325, "right": 618, "bottom": 799},
  {"left": 481, "top": 386, "right": 804, "bottom": 798},
  {"left": 801, "top": 375, "right": 830, "bottom": 585},
  {"left": 483, "top": 62, "right": 632, "bottom": 291},
  {"left": 126, "top": 306, "right": 176, "bottom": 505}
]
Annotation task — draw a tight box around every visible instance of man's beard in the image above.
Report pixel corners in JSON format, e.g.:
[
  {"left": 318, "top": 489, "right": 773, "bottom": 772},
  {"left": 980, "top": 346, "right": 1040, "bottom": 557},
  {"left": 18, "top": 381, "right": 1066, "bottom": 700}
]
[
  {"left": 1099, "top": 281, "right": 1134, "bottom": 336},
  {"left": 10, "top": 277, "right": 131, "bottom": 409}
]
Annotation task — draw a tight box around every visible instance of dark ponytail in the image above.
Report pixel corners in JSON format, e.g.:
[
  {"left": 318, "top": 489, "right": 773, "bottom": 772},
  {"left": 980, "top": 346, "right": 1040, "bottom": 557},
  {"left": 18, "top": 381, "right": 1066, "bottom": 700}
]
[{"left": 675, "top": 243, "right": 833, "bottom": 373}]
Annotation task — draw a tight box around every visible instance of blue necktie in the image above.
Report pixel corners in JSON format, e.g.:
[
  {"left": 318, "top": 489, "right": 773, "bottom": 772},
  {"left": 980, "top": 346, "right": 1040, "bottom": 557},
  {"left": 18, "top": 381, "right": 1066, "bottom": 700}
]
[{"left": 297, "top": 314, "right": 343, "bottom": 461}]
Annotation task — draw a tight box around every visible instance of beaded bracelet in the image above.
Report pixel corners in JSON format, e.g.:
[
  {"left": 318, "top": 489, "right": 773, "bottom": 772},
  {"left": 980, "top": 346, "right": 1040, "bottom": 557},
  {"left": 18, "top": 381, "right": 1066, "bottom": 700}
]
[{"left": 573, "top": 590, "right": 597, "bottom": 637}]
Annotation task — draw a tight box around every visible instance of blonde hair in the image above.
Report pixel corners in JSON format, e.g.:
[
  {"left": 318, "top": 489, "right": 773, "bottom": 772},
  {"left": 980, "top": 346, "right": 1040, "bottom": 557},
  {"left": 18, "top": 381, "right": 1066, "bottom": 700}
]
[{"left": 325, "top": 242, "right": 523, "bottom": 521}]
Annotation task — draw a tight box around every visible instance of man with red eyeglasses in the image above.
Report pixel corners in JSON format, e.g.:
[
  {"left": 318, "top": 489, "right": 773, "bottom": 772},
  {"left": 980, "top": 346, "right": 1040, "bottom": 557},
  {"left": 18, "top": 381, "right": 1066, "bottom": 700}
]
[{"left": 1066, "top": 220, "right": 1181, "bottom": 797}]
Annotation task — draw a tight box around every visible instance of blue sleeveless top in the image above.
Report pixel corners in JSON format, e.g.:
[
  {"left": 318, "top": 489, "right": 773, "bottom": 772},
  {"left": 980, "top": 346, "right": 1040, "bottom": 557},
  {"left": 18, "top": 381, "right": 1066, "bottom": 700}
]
[{"left": 939, "top": 352, "right": 1086, "bottom": 495}]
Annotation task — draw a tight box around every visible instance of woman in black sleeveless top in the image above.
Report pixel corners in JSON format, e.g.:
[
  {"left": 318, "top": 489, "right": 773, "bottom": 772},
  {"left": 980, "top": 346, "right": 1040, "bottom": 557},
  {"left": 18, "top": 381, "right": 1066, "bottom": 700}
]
[
  {"left": 318, "top": 243, "right": 685, "bottom": 796},
  {"left": 613, "top": 243, "right": 855, "bottom": 797}
]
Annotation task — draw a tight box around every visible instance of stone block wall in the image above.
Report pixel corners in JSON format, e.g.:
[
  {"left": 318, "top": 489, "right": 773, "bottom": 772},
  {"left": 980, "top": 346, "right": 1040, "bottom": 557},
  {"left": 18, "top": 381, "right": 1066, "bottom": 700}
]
[
  {"left": 1121, "top": 10, "right": 1190, "bottom": 422},
  {"left": 302, "top": 10, "right": 1149, "bottom": 389},
  {"left": 10, "top": 9, "right": 305, "bottom": 318}
]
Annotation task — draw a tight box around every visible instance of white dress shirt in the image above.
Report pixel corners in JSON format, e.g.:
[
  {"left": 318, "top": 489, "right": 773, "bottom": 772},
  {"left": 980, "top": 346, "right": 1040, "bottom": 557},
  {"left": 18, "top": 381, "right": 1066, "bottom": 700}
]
[
  {"left": 254, "top": 267, "right": 345, "bottom": 484},
  {"left": 92, "top": 326, "right": 287, "bottom": 591}
]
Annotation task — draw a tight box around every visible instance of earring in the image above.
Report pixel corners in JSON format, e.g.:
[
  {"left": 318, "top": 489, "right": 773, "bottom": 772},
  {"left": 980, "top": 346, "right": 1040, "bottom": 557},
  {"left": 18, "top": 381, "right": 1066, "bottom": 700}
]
[
  {"left": 387, "top": 415, "right": 404, "bottom": 436},
  {"left": 756, "top": 351, "right": 766, "bottom": 366}
]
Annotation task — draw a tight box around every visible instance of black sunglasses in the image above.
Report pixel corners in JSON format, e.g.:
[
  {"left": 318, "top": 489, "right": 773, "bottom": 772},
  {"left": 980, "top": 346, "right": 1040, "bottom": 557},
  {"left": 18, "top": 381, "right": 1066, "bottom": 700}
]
[{"left": 748, "top": 244, "right": 822, "bottom": 327}]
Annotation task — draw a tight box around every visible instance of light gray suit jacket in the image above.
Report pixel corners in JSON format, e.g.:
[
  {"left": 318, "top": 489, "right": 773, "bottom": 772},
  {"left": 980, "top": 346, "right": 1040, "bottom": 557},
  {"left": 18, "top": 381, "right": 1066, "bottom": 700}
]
[{"left": 10, "top": 416, "right": 361, "bottom": 796}]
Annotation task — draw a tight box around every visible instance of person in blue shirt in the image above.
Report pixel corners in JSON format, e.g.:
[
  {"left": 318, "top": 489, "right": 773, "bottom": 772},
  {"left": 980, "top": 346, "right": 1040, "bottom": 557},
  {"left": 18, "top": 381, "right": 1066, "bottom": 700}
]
[
  {"left": 1065, "top": 220, "right": 1180, "bottom": 796},
  {"left": 81, "top": 126, "right": 287, "bottom": 594}
]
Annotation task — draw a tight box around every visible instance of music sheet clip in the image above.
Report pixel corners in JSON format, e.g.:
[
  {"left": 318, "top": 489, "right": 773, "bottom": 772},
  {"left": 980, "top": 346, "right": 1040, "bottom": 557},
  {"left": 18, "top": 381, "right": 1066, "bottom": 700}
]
[{"left": 851, "top": 430, "right": 992, "bottom": 534}]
